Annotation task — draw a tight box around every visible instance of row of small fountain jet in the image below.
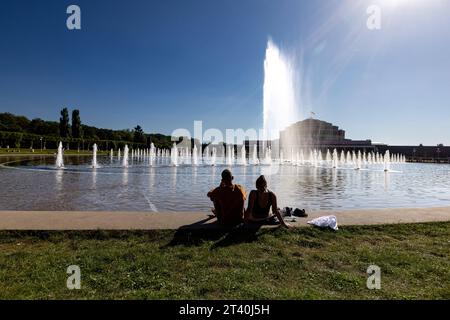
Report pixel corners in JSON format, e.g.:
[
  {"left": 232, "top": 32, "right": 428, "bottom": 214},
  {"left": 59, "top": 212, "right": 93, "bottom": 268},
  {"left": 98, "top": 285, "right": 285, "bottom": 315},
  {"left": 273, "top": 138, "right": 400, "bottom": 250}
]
[
  {"left": 281, "top": 148, "right": 405, "bottom": 171},
  {"left": 55, "top": 141, "right": 405, "bottom": 172}
]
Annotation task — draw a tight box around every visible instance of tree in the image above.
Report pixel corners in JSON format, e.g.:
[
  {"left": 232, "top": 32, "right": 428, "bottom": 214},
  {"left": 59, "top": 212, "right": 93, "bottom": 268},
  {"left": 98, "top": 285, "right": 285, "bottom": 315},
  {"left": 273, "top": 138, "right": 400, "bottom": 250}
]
[
  {"left": 0, "top": 112, "right": 29, "bottom": 132},
  {"left": 72, "top": 109, "right": 82, "bottom": 138},
  {"left": 133, "top": 125, "right": 145, "bottom": 143},
  {"left": 59, "top": 108, "right": 70, "bottom": 138},
  {"left": 0, "top": 112, "right": 173, "bottom": 149}
]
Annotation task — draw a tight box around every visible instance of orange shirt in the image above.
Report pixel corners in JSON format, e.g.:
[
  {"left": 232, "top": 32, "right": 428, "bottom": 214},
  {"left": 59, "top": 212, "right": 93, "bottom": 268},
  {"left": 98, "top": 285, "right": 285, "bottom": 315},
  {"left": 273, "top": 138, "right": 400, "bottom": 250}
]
[{"left": 208, "top": 184, "right": 247, "bottom": 226}]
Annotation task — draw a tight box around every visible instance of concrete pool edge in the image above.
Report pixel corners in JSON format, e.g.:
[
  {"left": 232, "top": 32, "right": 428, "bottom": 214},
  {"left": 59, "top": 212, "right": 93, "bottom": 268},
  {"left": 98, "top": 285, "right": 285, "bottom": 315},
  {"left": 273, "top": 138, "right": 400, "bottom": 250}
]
[{"left": 0, "top": 207, "right": 450, "bottom": 230}]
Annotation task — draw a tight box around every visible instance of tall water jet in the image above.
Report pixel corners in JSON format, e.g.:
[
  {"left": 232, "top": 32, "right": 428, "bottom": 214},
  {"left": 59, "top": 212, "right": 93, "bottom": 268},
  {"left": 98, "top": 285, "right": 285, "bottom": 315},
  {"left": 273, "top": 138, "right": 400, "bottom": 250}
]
[
  {"left": 92, "top": 143, "right": 98, "bottom": 168},
  {"left": 263, "top": 39, "right": 300, "bottom": 146},
  {"left": 118, "top": 148, "right": 121, "bottom": 159},
  {"left": 110, "top": 149, "right": 113, "bottom": 159},
  {"left": 122, "top": 145, "right": 129, "bottom": 167},
  {"left": 55, "top": 141, "right": 64, "bottom": 168}
]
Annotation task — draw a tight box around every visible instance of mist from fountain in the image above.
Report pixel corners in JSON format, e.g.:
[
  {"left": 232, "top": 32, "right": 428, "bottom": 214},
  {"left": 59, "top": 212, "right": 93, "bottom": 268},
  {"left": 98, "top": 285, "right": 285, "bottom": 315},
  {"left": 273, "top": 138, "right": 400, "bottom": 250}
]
[{"left": 263, "top": 39, "right": 300, "bottom": 154}]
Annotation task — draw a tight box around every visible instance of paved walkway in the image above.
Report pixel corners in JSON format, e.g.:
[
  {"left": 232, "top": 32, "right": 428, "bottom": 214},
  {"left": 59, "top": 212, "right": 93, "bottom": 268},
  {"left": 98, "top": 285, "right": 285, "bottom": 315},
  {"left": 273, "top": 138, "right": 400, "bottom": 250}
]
[{"left": 0, "top": 207, "right": 450, "bottom": 230}]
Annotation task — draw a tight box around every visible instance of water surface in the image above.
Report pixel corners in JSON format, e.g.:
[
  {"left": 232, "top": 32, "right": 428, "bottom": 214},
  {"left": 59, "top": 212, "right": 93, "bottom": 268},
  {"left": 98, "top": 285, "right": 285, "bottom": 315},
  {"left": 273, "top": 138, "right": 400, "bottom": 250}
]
[{"left": 1, "top": 155, "right": 449, "bottom": 212}]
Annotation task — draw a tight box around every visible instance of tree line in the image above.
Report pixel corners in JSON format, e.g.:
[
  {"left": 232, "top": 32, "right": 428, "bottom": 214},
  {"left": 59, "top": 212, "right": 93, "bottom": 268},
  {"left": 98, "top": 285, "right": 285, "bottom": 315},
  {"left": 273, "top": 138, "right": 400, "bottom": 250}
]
[{"left": 0, "top": 109, "right": 173, "bottom": 150}]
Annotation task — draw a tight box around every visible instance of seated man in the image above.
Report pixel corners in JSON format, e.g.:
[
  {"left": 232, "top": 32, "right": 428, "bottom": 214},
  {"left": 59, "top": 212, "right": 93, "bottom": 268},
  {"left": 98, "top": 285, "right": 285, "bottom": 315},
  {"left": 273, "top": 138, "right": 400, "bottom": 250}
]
[{"left": 207, "top": 169, "right": 247, "bottom": 227}]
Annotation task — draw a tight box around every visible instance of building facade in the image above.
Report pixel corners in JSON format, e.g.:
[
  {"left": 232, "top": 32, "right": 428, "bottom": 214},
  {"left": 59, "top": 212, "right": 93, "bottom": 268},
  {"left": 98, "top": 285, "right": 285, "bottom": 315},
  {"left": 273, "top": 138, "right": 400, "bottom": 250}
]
[{"left": 279, "top": 118, "right": 374, "bottom": 154}]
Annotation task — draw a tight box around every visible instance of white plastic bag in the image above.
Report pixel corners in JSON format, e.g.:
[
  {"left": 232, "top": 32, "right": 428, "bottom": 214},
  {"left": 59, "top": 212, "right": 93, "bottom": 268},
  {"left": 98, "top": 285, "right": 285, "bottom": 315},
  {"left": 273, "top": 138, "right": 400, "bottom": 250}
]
[{"left": 307, "top": 215, "right": 338, "bottom": 231}]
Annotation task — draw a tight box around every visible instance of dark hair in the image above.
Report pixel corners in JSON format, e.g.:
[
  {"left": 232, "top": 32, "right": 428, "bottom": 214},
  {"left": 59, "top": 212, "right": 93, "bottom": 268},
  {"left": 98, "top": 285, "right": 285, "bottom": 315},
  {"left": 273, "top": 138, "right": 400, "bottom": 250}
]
[
  {"left": 221, "top": 169, "right": 232, "bottom": 182},
  {"left": 256, "top": 175, "right": 267, "bottom": 190}
]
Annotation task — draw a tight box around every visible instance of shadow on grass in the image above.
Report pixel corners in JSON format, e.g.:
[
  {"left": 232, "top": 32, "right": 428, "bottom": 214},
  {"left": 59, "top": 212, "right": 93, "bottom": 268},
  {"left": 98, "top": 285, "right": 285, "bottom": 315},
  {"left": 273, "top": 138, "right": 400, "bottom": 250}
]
[{"left": 162, "top": 216, "right": 282, "bottom": 250}]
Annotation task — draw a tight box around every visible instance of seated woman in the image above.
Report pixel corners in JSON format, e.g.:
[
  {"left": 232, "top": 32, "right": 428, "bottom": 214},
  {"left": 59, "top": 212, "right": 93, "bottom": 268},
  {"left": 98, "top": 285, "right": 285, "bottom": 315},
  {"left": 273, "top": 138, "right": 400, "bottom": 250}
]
[{"left": 245, "top": 175, "right": 291, "bottom": 228}]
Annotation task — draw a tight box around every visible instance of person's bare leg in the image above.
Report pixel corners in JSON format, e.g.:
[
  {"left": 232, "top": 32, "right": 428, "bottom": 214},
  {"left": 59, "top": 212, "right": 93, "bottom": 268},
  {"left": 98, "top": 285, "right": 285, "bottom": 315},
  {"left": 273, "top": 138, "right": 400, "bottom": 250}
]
[{"left": 245, "top": 212, "right": 276, "bottom": 224}]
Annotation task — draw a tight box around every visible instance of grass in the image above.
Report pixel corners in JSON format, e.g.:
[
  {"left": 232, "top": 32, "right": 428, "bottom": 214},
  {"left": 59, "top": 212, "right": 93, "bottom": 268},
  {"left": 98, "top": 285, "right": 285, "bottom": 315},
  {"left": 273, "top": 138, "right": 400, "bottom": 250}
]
[{"left": 0, "top": 222, "right": 448, "bottom": 299}]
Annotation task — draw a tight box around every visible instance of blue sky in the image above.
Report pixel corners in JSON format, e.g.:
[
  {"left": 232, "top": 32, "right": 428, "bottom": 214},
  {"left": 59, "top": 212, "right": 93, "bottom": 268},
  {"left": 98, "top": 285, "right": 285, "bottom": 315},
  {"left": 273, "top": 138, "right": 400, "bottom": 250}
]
[{"left": 0, "top": 0, "right": 449, "bottom": 145}]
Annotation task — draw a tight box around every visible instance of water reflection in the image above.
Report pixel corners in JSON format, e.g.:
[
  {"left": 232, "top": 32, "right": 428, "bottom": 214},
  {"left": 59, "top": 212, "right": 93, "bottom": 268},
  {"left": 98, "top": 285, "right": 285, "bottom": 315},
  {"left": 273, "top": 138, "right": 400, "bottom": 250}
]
[
  {"left": 1, "top": 155, "right": 450, "bottom": 212},
  {"left": 171, "top": 166, "right": 177, "bottom": 189},
  {"left": 55, "top": 169, "right": 63, "bottom": 192},
  {"left": 384, "top": 171, "right": 390, "bottom": 191},
  {"left": 92, "top": 168, "right": 97, "bottom": 190},
  {"left": 122, "top": 168, "right": 128, "bottom": 186}
]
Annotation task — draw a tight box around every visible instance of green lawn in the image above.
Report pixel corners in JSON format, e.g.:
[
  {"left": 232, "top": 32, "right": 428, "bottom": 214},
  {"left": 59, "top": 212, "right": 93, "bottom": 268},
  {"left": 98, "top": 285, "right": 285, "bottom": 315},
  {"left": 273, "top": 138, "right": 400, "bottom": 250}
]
[{"left": 0, "top": 222, "right": 449, "bottom": 299}]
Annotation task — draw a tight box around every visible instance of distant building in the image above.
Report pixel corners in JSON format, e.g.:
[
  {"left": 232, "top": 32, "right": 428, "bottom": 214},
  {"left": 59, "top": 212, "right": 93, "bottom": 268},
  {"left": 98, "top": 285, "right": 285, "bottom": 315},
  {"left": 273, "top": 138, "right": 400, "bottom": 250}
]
[
  {"left": 245, "top": 118, "right": 449, "bottom": 163},
  {"left": 376, "top": 144, "right": 450, "bottom": 163},
  {"left": 279, "top": 118, "right": 374, "bottom": 153}
]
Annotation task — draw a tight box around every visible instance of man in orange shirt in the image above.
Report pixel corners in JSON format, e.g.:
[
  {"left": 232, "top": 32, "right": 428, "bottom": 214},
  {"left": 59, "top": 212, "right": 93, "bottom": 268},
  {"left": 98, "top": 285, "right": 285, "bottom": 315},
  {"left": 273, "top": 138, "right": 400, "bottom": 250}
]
[{"left": 207, "top": 169, "right": 247, "bottom": 227}]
